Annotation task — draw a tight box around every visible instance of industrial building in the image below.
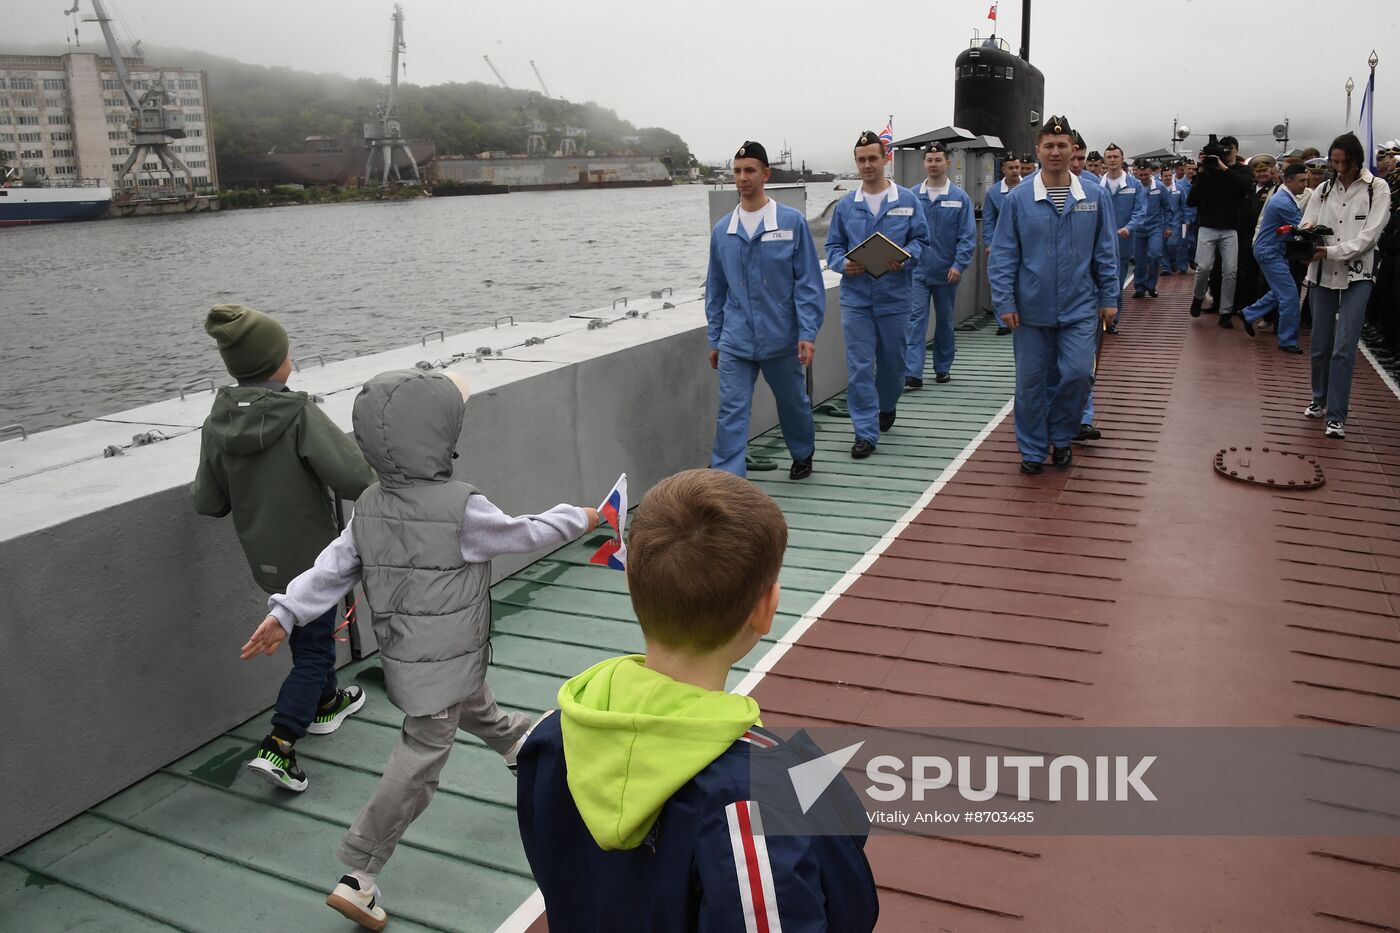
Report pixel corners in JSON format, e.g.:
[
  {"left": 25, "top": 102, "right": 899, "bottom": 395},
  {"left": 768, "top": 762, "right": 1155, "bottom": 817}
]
[{"left": 0, "top": 52, "right": 217, "bottom": 190}]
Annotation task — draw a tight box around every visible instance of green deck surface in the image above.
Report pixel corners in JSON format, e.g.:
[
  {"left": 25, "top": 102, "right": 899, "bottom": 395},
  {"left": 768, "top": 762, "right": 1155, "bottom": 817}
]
[{"left": 2, "top": 326, "right": 1013, "bottom": 932}]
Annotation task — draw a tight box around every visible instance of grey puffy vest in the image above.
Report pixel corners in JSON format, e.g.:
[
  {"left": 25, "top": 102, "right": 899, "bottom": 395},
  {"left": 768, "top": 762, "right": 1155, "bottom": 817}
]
[{"left": 349, "top": 369, "right": 491, "bottom": 717}]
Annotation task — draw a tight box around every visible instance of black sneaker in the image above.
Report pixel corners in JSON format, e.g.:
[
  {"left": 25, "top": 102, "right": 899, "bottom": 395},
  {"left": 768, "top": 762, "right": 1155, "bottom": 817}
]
[
  {"left": 1189, "top": 298, "right": 1203, "bottom": 318},
  {"left": 246, "top": 735, "right": 308, "bottom": 793},
  {"left": 935, "top": 372, "right": 951, "bottom": 384},
  {"left": 307, "top": 685, "right": 366, "bottom": 735},
  {"left": 879, "top": 410, "right": 896, "bottom": 432},
  {"left": 1075, "top": 423, "right": 1101, "bottom": 441},
  {"left": 995, "top": 326, "right": 1012, "bottom": 336},
  {"left": 904, "top": 376, "right": 923, "bottom": 390},
  {"left": 1146, "top": 289, "right": 1159, "bottom": 299},
  {"left": 1020, "top": 460, "right": 1044, "bottom": 475},
  {"left": 1279, "top": 345, "right": 1302, "bottom": 354},
  {"left": 1106, "top": 323, "right": 1118, "bottom": 334},
  {"left": 1239, "top": 313, "right": 1255, "bottom": 337},
  {"left": 789, "top": 457, "right": 813, "bottom": 480},
  {"left": 1052, "top": 446, "right": 1073, "bottom": 469},
  {"left": 851, "top": 439, "right": 876, "bottom": 459},
  {"left": 1218, "top": 313, "right": 1234, "bottom": 329}
]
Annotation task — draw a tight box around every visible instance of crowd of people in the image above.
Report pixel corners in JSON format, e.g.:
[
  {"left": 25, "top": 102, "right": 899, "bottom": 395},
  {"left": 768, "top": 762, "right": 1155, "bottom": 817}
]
[{"left": 180, "top": 116, "right": 1398, "bottom": 933}]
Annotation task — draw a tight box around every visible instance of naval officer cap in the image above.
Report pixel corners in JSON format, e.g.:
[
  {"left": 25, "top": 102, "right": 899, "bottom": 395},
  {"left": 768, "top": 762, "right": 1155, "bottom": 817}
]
[
  {"left": 923, "top": 140, "right": 948, "bottom": 154},
  {"left": 856, "top": 130, "right": 883, "bottom": 149},
  {"left": 1038, "top": 115, "right": 1074, "bottom": 138},
  {"left": 734, "top": 141, "right": 769, "bottom": 166},
  {"left": 1283, "top": 163, "right": 1308, "bottom": 179}
]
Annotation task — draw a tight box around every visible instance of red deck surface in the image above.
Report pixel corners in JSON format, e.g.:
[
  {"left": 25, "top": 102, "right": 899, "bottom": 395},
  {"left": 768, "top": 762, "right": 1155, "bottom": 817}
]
[{"left": 751, "top": 276, "right": 1400, "bottom": 932}]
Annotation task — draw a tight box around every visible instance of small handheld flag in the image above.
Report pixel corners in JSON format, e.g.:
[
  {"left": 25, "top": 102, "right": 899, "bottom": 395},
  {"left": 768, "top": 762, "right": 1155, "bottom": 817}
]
[{"left": 589, "top": 473, "right": 628, "bottom": 571}]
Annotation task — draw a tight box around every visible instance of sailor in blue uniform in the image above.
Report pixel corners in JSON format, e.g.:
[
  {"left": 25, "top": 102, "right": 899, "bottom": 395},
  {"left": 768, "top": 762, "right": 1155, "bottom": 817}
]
[
  {"left": 1131, "top": 162, "right": 1171, "bottom": 299},
  {"left": 705, "top": 141, "right": 825, "bottom": 480},
  {"left": 1098, "top": 144, "right": 1145, "bottom": 331},
  {"left": 982, "top": 153, "right": 1024, "bottom": 336},
  {"left": 990, "top": 116, "right": 1119, "bottom": 474},
  {"left": 1176, "top": 160, "right": 1197, "bottom": 271},
  {"left": 825, "top": 130, "right": 929, "bottom": 459},
  {"left": 1159, "top": 163, "right": 1187, "bottom": 273},
  {"left": 906, "top": 141, "right": 975, "bottom": 388},
  {"left": 1239, "top": 163, "right": 1307, "bottom": 352}
]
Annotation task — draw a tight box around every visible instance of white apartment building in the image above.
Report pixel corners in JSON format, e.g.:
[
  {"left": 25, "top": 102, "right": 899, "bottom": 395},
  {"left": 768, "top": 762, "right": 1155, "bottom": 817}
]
[{"left": 0, "top": 52, "right": 218, "bottom": 189}]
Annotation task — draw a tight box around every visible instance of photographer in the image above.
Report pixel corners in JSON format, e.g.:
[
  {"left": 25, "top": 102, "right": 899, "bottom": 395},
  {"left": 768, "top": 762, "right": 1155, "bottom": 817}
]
[
  {"left": 1187, "top": 135, "right": 1252, "bottom": 325},
  {"left": 1300, "top": 132, "right": 1390, "bottom": 440}
]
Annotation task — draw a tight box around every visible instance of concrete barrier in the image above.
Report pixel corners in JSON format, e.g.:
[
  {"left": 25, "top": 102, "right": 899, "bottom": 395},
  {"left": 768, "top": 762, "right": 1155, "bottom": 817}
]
[{"left": 0, "top": 276, "right": 848, "bottom": 854}]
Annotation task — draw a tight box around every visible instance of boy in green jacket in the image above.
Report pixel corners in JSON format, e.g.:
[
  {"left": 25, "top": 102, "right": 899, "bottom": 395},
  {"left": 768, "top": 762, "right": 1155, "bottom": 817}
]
[{"left": 192, "top": 304, "right": 375, "bottom": 792}]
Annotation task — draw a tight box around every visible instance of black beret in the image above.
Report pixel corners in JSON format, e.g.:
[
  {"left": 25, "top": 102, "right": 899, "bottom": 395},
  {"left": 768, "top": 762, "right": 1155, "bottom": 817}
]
[{"left": 734, "top": 141, "right": 768, "bottom": 166}]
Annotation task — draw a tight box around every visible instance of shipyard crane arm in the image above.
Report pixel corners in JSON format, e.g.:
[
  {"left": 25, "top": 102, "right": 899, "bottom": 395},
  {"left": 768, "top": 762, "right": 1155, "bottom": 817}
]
[
  {"left": 529, "top": 60, "right": 551, "bottom": 98},
  {"left": 483, "top": 55, "right": 511, "bottom": 89},
  {"left": 386, "top": 4, "right": 406, "bottom": 112},
  {"left": 82, "top": 0, "right": 139, "bottom": 109}
]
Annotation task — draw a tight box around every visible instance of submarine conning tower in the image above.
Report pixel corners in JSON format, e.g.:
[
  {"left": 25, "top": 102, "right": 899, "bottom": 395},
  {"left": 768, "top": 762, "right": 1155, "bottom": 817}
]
[{"left": 952, "top": 0, "right": 1045, "bottom": 158}]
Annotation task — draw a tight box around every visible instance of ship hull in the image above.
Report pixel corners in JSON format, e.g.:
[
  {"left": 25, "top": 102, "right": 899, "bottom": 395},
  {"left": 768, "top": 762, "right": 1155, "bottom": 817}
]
[{"left": 0, "top": 186, "right": 112, "bottom": 227}]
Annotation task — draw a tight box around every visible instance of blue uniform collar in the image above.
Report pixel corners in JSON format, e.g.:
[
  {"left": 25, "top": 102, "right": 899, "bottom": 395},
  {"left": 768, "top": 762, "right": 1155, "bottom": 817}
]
[
  {"left": 725, "top": 196, "right": 779, "bottom": 238},
  {"left": 1032, "top": 172, "right": 1087, "bottom": 204},
  {"left": 918, "top": 178, "right": 951, "bottom": 199}
]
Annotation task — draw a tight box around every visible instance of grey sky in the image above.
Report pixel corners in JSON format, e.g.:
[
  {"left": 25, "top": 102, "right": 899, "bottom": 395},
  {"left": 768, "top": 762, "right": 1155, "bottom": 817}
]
[{"left": 8, "top": 0, "right": 1398, "bottom": 168}]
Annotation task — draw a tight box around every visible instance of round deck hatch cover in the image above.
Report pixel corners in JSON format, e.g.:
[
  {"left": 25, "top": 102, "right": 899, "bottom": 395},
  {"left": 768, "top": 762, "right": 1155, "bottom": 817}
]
[{"left": 1214, "top": 446, "right": 1324, "bottom": 489}]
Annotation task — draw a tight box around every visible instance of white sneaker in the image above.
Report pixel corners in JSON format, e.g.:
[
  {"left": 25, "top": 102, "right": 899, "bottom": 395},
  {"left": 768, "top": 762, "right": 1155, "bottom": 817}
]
[
  {"left": 326, "top": 875, "right": 387, "bottom": 931},
  {"left": 1303, "top": 403, "right": 1325, "bottom": 419},
  {"left": 1325, "top": 420, "right": 1346, "bottom": 439}
]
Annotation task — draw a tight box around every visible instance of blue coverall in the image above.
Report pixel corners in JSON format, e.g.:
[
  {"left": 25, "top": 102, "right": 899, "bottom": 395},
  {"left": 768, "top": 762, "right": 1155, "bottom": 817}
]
[
  {"left": 907, "top": 179, "right": 976, "bottom": 379},
  {"left": 1100, "top": 173, "right": 1146, "bottom": 311},
  {"left": 982, "top": 178, "right": 1017, "bottom": 247},
  {"left": 825, "top": 184, "right": 929, "bottom": 446},
  {"left": 1175, "top": 176, "right": 1196, "bottom": 271},
  {"left": 1241, "top": 187, "right": 1303, "bottom": 349},
  {"left": 1158, "top": 177, "right": 1186, "bottom": 273},
  {"left": 1132, "top": 178, "right": 1171, "bottom": 295},
  {"left": 989, "top": 175, "right": 1119, "bottom": 462},
  {"left": 705, "top": 199, "right": 826, "bottom": 476}
]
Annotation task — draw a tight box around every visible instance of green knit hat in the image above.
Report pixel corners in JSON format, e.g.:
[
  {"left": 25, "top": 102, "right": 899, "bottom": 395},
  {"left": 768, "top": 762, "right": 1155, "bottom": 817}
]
[{"left": 204, "top": 304, "right": 289, "bottom": 381}]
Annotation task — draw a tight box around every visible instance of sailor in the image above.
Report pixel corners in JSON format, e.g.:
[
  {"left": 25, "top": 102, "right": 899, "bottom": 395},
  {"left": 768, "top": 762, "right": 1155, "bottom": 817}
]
[
  {"left": 989, "top": 116, "right": 1118, "bottom": 475},
  {"left": 1238, "top": 163, "right": 1308, "bottom": 352},
  {"left": 1070, "top": 133, "right": 1100, "bottom": 188},
  {"left": 1086, "top": 151, "right": 1104, "bottom": 179},
  {"left": 825, "top": 130, "right": 929, "bottom": 459},
  {"left": 1098, "top": 144, "right": 1146, "bottom": 331},
  {"left": 1173, "top": 160, "right": 1197, "bottom": 272},
  {"left": 1158, "top": 163, "right": 1186, "bottom": 274},
  {"left": 905, "top": 140, "right": 975, "bottom": 388},
  {"left": 1131, "top": 161, "right": 1171, "bottom": 299},
  {"left": 705, "top": 141, "right": 825, "bottom": 480},
  {"left": 982, "top": 153, "right": 1023, "bottom": 336}
]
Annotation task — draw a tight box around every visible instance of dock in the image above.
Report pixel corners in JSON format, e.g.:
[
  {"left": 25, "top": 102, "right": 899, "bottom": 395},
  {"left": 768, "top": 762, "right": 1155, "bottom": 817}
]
[{"left": 4, "top": 275, "right": 1399, "bottom": 931}]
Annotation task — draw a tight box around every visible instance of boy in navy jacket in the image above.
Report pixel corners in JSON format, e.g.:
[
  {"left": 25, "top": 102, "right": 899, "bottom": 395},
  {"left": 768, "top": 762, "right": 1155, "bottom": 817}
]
[{"left": 516, "top": 469, "right": 878, "bottom": 932}]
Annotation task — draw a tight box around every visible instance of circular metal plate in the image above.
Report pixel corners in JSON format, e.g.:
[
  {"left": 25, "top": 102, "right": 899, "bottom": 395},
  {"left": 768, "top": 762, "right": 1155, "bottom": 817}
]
[{"left": 1214, "top": 446, "right": 1324, "bottom": 489}]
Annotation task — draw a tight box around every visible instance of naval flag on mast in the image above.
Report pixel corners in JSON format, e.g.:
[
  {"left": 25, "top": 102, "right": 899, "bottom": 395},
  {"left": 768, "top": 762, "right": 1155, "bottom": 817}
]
[
  {"left": 988, "top": 2, "right": 998, "bottom": 21},
  {"left": 879, "top": 118, "right": 894, "bottom": 163}
]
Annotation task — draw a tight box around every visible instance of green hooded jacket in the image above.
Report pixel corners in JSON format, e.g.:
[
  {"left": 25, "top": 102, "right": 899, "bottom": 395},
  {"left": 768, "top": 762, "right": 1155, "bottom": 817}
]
[
  {"left": 558, "top": 655, "right": 761, "bottom": 850},
  {"left": 192, "top": 385, "right": 374, "bottom": 594}
]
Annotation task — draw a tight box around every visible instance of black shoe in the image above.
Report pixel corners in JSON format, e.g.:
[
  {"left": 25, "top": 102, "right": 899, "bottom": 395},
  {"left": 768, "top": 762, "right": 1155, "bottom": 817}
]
[
  {"left": 246, "top": 735, "right": 308, "bottom": 792},
  {"left": 1279, "top": 345, "right": 1302, "bottom": 354},
  {"left": 1075, "top": 423, "right": 1102, "bottom": 441},
  {"left": 904, "top": 376, "right": 923, "bottom": 390},
  {"left": 995, "top": 326, "right": 1012, "bottom": 336},
  {"left": 1106, "top": 323, "right": 1118, "bottom": 334},
  {"left": 1146, "top": 289, "right": 1159, "bottom": 299},
  {"left": 935, "top": 372, "right": 951, "bottom": 384},
  {"left": 1133, "top": 291, "right": 1146, "bottom": 299},
  {"left": 851, "top": 439, "right": 876, "bottom": 459},
  {"left": 879, "top": 410, "right": 896, "bottom": 432},
  {"left": 1189, "top": 298, "right": 1203, "bottom": 318},
  {"left": 1019, "top": 459, "right": 1044, "bottom": 475},
  {"left": 789, "top": 457, "right": 813, "bottom": 480},
  {"left": 1240, "top": 313, "right": 1255, "bottom": 337},
  {"left": 1052, "top": 446, "right": 1073, "bottom": 469},
  {"left": 1218, "top": 313, "right": 1234, "bottom": 329}
]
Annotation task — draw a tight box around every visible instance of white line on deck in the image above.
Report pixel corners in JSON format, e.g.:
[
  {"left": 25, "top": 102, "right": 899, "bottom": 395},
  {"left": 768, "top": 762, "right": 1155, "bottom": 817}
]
[{"left": 493, "top": 396, "right": 1015, "bottom": 933}]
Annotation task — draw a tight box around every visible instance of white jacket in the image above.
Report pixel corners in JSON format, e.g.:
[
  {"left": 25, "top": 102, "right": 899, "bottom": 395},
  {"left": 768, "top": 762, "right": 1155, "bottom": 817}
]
[{"left": 1302, "top": 170, "right": 1390, "bottom": 288}]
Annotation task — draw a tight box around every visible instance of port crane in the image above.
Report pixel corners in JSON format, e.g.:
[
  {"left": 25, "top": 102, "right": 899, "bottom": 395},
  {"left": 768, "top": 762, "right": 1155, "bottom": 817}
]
[
  {"left": 482, "top": 56, "right": 511, "bottom": 90},
  {"left": 67, "top": 0, "right": 193, "bottom": 194},
  {"left": 529, "top": 60, "right": 551, "bottom": 98},
  {"left": 362, "top": 5, "right": 420, "bottom": 187}
]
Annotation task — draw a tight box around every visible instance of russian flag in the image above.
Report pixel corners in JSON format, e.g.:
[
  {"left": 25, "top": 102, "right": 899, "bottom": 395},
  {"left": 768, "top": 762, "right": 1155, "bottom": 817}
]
[{"left": 589, "top": 473, "right": 628, "bottom": 571}]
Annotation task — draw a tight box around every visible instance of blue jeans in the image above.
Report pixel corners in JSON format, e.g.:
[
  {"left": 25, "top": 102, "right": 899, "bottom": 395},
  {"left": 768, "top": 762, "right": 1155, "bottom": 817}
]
[
  {"left": 711, "top": 351, "right": 815, "bottom": 476},
  {"left": 1193, "top": 228, "right": 1238, "bottom": 314},
  {"left": 271, "top": 603, "right": 340, "bottom": 741},
  {"left": 842, "top": 306, "right": 907, "bottom": 444},
  {"left": 907, "top": 280, "right": 959, "bottom": 377},
  {"left": 1242, "top": 251, "right": 1301, "bottom": 348},
  {"left": 1309, "top": 281, "right": 1373, "bottom": 423}
]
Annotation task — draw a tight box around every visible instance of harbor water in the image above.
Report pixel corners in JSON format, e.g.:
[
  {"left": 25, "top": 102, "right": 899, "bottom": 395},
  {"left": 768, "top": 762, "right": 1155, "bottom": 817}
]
[{"left": 2, "top": 184, "right": 846, "bottom": 434}]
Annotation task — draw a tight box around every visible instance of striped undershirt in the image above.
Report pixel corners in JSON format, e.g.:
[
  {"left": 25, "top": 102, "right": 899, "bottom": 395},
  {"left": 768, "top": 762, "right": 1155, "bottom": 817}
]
[{"left": 1046, "top": 185, "right": 1071, "bottom": 212}]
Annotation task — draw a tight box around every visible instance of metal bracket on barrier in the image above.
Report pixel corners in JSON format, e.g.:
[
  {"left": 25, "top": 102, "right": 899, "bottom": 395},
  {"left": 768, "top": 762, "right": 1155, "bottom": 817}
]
[
  {"left": 421, "top": 329, "right": 445, "bottom": 346},
  {"left": 293, "top": 355, "right": 326, "bottom": 372},
  {"left": 612, "top": 297, "right": 628, "bottom": 310},
  {"left": 524, "top": 336, "right": 546, "bottom": 347},
  {"left": 650, "top": 287, "right": 673, "bottom": 299},
  {"left": 474, "top": 346, "right": 494, "bottom": 361},
  {"left": 0, "top": 423, "right": 28, "bottom": 443},
  {"left": 587, "top": 318, "right": 609, "bottom": 330},
  {"left": 177, "top": 379, "right": 215, "bottom": 401},
  {"left": 624, "top": 309, "right": 640, "bottom": 319},
  {"left": 662, "top": 302, "right": 676, "bottom": 310},
  {"left": 494, "top": 315, "right": 516, "bottom": 329}
]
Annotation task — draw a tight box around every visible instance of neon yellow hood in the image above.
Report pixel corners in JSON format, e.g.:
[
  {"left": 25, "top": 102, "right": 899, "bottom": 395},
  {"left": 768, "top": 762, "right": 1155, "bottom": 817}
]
[{"left": 558, "top": 655, "right": 760, "bottom": 851}]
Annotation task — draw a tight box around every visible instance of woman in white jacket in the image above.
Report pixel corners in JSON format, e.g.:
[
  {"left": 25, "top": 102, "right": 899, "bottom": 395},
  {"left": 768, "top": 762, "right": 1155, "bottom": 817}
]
[{"left": 1300, "top": 132, "right": 1391, "bottom": 439}]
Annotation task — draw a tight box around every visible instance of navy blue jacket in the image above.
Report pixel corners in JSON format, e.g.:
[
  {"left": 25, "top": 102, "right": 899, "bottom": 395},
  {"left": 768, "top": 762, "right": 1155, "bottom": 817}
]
[{"left": 517, "top": 717, "right": 880, "bottom": 933}]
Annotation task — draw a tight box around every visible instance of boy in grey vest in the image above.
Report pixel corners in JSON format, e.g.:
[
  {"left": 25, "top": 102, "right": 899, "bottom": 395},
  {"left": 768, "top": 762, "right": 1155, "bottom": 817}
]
[{"left": 241, "top": 369, "right": 599, "bottom": 930}]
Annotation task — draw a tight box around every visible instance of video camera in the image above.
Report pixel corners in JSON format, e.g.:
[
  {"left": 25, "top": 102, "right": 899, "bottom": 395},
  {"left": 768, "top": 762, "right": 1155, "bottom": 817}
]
[
  {"left": 1200, "top": 134, "right": 1230, "bottom": 168},
  {"left": 1278, "top": 224, "right": 1333, "bottom": 264}
]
